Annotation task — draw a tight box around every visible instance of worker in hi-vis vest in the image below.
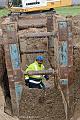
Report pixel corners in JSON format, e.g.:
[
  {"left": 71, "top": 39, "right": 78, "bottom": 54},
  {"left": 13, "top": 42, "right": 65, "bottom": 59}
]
[{"left": 25, "top": 56, "right": 49, "bottom": 89}]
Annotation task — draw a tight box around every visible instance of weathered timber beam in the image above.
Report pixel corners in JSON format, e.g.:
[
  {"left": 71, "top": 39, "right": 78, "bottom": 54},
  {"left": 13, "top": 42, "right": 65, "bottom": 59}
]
[
  {"left": 18, "top": 17, "right": 47, "bottom": 29},
  {"left": 23, "top": 69, "right": 55, "bottom": 75},
  {"left": 0, "top": 40, "right": 17, "bottom": 45},
  {"left": 19, "top": 32, "right": 56, "bottom": 38},
  {"left": 18, "top": 21, "right": 46, "bottom": 29},
  {"left": 21, "top": 50, "right": 48, "bottom": 54},
  {"left": 18, "top": 24, "right": 46, "bottom": 29}
]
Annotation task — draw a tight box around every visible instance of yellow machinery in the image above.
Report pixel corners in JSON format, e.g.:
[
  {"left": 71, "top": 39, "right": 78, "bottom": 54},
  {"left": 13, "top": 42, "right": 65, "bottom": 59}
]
[{"left": 10, "top": 0, "right": 61, "bottom": 13}]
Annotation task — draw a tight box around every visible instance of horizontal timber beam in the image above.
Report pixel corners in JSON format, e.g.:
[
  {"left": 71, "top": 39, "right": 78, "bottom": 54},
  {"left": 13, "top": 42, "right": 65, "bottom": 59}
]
[
  {"left": 19, "top": 31, "right": 56, "bottom": 38},
  {"left": 21, "top": 50, "right": 48, "bottom": 54},
  {"left": 23, "top": 69, "right": 55, "bottom": 75}
]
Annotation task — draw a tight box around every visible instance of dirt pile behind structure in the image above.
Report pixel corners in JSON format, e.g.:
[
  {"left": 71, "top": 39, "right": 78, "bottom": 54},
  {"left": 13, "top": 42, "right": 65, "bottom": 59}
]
[
  {"left": 66, "top": 15, "right": 80, "bottom": 119},
  {"left": 71, "top": 15, "right": 80, "bottom": 45},
  {"left": 69, "top": 47, "right": 80, "bottom": 119}
]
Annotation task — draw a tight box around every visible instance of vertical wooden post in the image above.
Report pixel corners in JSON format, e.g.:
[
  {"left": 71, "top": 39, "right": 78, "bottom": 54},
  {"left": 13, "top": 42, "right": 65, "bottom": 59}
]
[
  {"left": 58, "top": 20, "right": 73, "bottom": 119},
  {"left": 1, "top": 18, "right": 23, "bottom": 116},
  {"left": 47, "top": 12, "right": 54, "bottom": 69}
]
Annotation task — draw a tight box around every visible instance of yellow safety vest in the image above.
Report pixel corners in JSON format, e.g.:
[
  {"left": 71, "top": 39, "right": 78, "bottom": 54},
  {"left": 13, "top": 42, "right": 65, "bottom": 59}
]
[{"left": 25, "top": 61, "right": 44, "bottom": 80}]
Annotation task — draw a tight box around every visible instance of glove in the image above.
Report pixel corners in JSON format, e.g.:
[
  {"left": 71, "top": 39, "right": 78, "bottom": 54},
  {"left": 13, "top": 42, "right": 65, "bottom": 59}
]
[
  {"left": 25, "top": 79, "right": 29, "bottom": 86},
  {"left": 44, "top": 75, "right": 49, "bottom": 80}
]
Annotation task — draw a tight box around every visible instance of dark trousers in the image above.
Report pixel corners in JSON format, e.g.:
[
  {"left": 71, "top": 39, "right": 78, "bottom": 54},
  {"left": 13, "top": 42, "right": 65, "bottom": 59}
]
[
  {"left": 29, "top": 81, "right": 45, "bottom": 89},
  {"left": 25, "top": 79, "right": 45, "bottom": 89}
]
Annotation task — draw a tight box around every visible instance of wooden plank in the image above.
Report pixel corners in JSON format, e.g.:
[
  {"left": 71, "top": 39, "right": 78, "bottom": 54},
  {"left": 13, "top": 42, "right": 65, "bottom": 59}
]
[
  {"left": 21, "top": 50, "right": 48, "bottom": 54},
  {"left": 19, "top": 32, "right": 56, "bottom": 38},
  {"left": 58, "top": 21, "right": 68, "bottom": 41},
  {"left": 47, "top": 13, "right": 55, "bottom": 69},
  {"left": 23, "top": 69, "right": 54, "bottom": 75},
  {"left": 18, "top": 18, "right": 47, "bottom": 29},
  {"left": 0, "top": 40, "right": 17, "bottom": 45}
]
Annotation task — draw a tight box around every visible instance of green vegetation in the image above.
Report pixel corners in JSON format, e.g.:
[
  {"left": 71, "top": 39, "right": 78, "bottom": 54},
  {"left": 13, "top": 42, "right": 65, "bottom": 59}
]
[
  {"left": 55, "top": 5, "right": 80, "bottom": 16},
  {"left": 0, "top": 8, "right": 9, "bottom": 17}
]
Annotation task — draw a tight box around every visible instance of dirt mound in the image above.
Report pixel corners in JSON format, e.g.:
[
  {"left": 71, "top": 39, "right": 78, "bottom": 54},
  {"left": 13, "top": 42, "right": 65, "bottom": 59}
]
[
  {"left": 69, "top": 47, "right": 80, "bottom": 119},
  {"left": 19, "top": 87, "right": 66, "bottom": 120},
  {"left": 71, "top": 15, "right": 80, "bottom": 44},
  {"left": 72, "top": 15, "right": 80, "bottom": 27}
]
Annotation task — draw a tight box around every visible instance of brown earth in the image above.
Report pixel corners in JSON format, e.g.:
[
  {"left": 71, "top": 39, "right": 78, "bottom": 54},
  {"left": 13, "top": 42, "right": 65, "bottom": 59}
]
[
  {"left": 0, "top": 86, "right": 19, "bottom": 120},
  {"left": 69, "top": 47, "right": 80, "bottom": 120},
  {"left": 67, "top": 15, "right": 80, "bottom": 120},
  {"left": 19, "top": 86, "right": 66, "bottom": 120}
]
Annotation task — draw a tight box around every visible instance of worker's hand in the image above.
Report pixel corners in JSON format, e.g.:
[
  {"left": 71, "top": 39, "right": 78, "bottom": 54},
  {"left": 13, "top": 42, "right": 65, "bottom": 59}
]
[
  {"left": 25, "top": 79, "right": 29, "bottom": 86},
  {"left": 44, "top": 75, "right": 49, "bottom": 80}
]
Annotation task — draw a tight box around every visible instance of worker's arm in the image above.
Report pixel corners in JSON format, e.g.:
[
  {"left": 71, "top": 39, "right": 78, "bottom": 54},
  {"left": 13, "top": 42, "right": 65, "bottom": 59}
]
[
  {"left": 25, "top": 64, "right": 34, "bottom": 72},
  {"left": 25, "top": 64, "right": 34, "bottom": 86}
]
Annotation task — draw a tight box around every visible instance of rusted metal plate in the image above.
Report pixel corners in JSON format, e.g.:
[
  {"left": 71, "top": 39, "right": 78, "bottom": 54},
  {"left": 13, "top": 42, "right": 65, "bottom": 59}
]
[
  {"left": 7, "top": 23, "right": 17, "bottom": 32},
  {"left": 59, "top": 41, "right": 68, "bottom": 66},
  {"left": 60, "top": 67, "right": 68, "bottom": 79},
  {"left": 15, "top": 82, "right": 23, "bottom": 104},
  {"left": 47, "top": 14, "right": 54, "bottom": 32},
  {"left": 2, "top": 22, "right": 17, "bottom": 33},
  {"left": 9, "top": 44, "right": 20, "bottom": 70},
  {"left": 58, "top": 21, "right": 68, "bottom": 41},
  {"left": 7, "top": 31, "right": 17, "bottom": 40},
  {"left": 0, "top": 40, "right": 17, "bottom": 45},
  {"left": 68, "top": 67, "right": 73, "bottom": 86},
  {"left": 68, "top": 41, "right": 73, "bottom": 66},
  {"left": 60, "top": 79, "right": 68, "bottom": 85}
]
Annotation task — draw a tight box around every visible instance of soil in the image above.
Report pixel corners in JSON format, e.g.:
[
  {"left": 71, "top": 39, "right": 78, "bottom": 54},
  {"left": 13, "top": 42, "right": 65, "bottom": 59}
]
[
  {"left": 0, "top": 86, "right": 19, "bottom": 120},
  {"left": 69, "top": 47, "right": 80, "bottom": 120},
  {"left": 67, "top": 15, "right": 80, "bottom": 120},
  {"left": 19, "top": 86, "right": 66, "bottom": 120}
]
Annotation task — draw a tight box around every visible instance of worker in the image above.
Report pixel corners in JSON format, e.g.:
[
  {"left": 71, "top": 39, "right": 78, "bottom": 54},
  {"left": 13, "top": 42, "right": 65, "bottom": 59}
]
[{"left": 25, "top": 56, "right": 49, "bottom": 89}]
